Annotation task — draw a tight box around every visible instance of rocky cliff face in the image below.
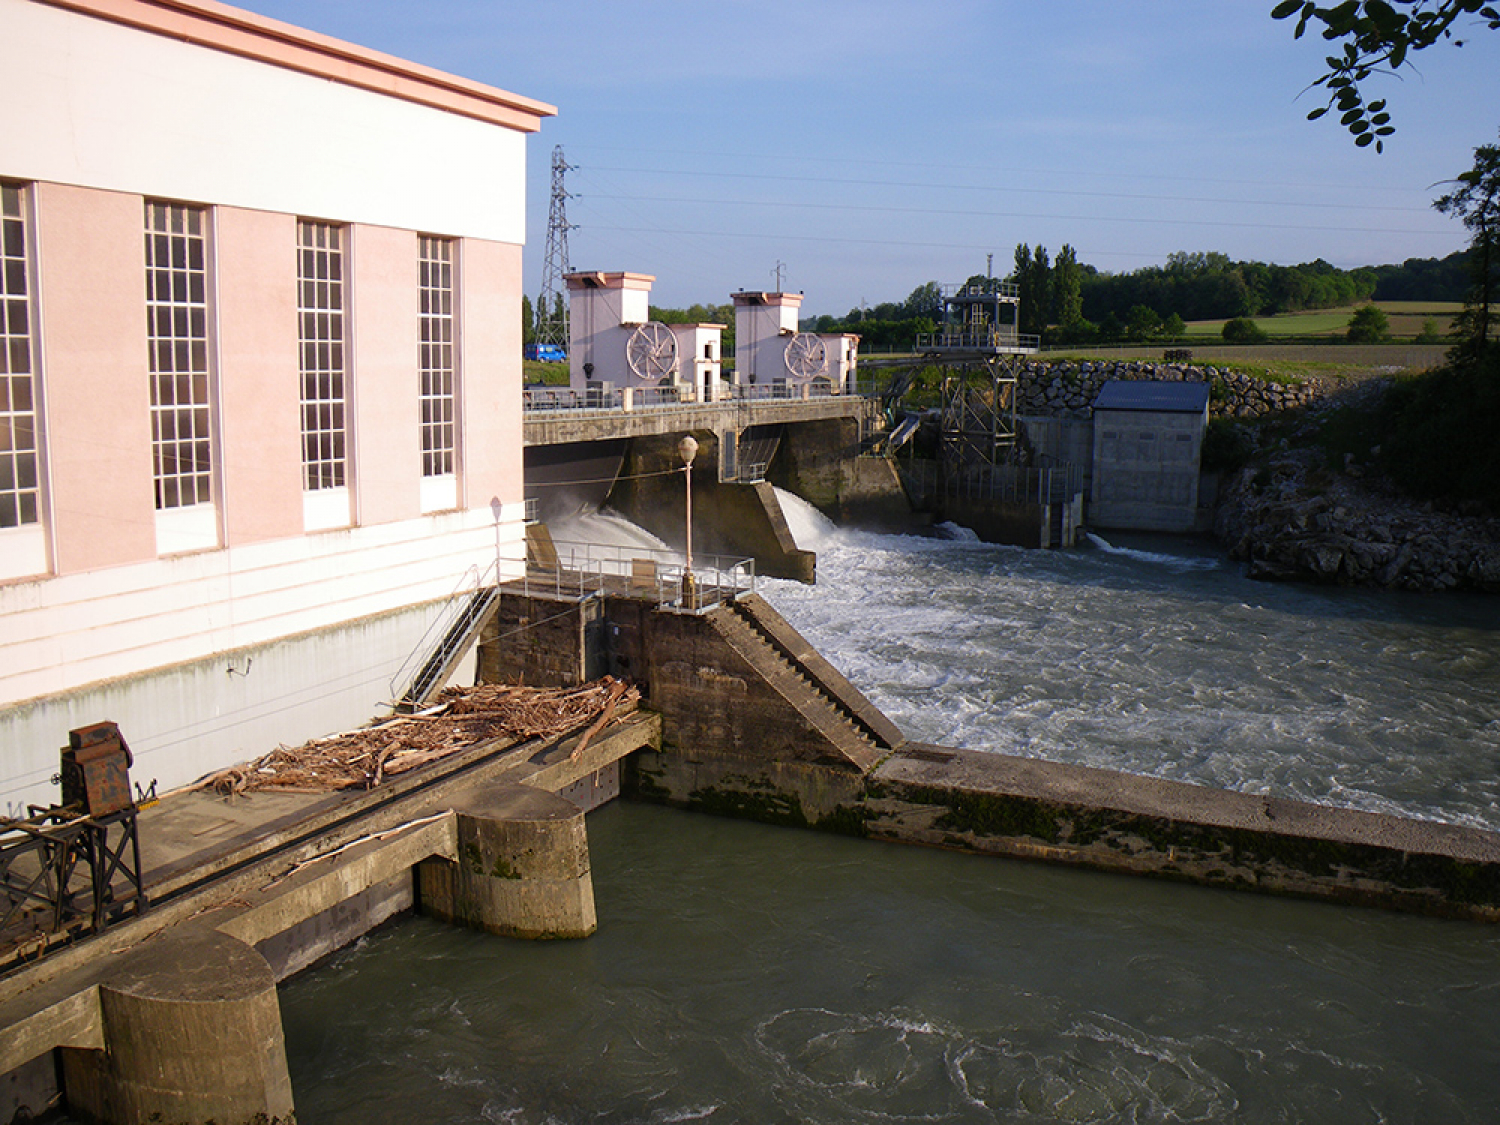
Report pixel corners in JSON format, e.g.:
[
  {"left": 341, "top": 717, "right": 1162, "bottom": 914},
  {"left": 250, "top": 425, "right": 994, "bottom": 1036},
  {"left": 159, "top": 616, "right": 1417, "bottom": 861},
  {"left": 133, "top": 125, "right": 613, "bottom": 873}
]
[{"left": 1214, "top": 448, "right": 1500, "bottom": 591}]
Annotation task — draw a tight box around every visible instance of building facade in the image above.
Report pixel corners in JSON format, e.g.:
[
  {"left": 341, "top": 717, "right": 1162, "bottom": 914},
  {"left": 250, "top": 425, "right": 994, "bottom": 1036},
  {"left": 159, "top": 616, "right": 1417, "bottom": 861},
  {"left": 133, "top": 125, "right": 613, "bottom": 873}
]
[
  {"left": 1089, "top": 380, "right": 1210, "bottom": 533},
  {"left": 564, "top": 271, "right": 726, "bottom": 402},
  {"left": 0, "top": 0, "right": 553, "bottom": 813},
  {"left": 731, "top": 290, "right": 857, "bottom": 394}
]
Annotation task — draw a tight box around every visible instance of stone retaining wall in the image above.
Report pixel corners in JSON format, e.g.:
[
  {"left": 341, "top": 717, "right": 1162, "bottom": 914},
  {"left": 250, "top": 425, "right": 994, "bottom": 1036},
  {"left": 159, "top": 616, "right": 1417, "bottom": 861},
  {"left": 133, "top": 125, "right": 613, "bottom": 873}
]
[{"left": 1012, "top": 360, "right": 1317, "bottom": 418}]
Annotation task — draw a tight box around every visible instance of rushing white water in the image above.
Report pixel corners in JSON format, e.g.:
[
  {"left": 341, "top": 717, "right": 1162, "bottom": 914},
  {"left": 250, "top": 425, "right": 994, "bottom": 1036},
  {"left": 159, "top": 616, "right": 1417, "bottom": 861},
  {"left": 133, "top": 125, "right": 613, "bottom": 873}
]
[
  {"left": 764, "top": 489, "right": 1500, "bottom": 832},
  {"left": 548, "top": 509, "right": 673, "bottom": 554}
]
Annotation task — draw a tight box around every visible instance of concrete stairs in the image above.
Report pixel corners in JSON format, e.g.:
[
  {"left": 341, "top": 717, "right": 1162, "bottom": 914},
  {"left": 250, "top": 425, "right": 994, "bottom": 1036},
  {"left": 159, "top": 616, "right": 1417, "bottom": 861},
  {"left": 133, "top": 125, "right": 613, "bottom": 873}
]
[{"left": 708, "top": 594, "right": 904, "bottom": 771}]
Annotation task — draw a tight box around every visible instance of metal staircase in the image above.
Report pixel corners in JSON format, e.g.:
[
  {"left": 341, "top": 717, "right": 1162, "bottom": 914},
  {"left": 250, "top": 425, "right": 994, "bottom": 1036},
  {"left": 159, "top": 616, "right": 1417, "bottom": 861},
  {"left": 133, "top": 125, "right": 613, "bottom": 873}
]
[{"left": 391, "top": 569, "right": 503, "bottom": 713}]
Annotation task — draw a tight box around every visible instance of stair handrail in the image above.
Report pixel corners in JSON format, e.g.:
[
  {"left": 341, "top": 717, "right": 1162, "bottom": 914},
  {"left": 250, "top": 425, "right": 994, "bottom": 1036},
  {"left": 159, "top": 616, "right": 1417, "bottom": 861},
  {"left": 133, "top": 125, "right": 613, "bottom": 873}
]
[{"left": 388, "top": 560, "right": 498, "bottom": 703}]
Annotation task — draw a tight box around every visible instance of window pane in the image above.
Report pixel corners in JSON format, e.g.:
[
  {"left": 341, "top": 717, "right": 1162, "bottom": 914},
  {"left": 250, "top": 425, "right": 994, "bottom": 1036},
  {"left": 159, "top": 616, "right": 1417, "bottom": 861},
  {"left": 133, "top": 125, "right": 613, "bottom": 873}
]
[
  {"left": 1, "top": 184, "right": 40, "bottom": 526},
  {"left": 145, "top": 200, "right": 214, "bottom": 511},
  {"left": 298, "top": 221, "right": 348, "bottom": 492},
  {"left": 417, "top": 237, "right": 457, "bottom": 482}
]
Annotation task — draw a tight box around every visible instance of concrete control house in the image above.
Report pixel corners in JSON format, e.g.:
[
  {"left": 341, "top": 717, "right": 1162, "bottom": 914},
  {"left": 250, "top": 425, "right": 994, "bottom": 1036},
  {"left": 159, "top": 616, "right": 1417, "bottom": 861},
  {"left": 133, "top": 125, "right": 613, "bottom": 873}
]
[
  {"left": 0, "top": 0, "right": 554, "bottom": 815},
  {"left": 1089, "top": 379, "right": 1211, "bottom": 533}
]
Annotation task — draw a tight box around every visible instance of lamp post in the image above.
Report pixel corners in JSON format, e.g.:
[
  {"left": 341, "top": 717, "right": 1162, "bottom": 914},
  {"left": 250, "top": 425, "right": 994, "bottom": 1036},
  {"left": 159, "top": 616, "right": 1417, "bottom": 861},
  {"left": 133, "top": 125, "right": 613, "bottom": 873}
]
[{"left": 678, "top": 434, "right": 698, "bottom": 608}]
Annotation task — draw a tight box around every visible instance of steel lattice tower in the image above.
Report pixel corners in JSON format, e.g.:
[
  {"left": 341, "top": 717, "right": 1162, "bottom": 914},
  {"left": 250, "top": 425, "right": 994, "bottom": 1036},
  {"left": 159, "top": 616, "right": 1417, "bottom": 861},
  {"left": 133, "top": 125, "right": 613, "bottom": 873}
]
[{"left": 536, "top": 145, "right": 573, "bottom": 349}]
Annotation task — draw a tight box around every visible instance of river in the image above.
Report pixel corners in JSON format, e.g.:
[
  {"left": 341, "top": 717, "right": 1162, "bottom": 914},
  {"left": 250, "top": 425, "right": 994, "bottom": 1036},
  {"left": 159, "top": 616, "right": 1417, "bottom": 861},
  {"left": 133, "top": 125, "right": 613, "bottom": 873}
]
[{"left": 275, "top": 502, "right": 1500, "bottom": 1123}]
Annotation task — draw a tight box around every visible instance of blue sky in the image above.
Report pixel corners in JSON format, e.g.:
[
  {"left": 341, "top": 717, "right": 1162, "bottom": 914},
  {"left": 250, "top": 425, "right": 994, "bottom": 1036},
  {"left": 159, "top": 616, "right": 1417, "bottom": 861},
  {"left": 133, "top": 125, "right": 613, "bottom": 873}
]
[{"left": 239, "top": 1, "right": 1499, "bottom": 316}]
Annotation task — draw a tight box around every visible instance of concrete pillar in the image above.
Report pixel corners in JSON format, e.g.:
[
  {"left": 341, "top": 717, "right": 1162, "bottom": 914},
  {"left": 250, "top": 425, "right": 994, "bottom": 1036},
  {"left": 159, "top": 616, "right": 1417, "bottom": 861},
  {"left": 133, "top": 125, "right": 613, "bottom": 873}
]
[
  {"left": 419, "top": 785, "right": 596, "bottom": 939},
  {"left": 622, "top": 386, "right": 634, "bottom": 411},
  {"left": 61, "top": 929, "right": 294, "bottom": 1125}
]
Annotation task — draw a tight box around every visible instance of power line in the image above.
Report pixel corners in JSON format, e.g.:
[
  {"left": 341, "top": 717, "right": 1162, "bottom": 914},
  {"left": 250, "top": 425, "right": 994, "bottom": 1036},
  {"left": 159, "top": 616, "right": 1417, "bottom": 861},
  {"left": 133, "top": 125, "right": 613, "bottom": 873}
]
[
  {"left": 577, "top": 193, "right": 1447, "bottom": 234},
  {"left": 574, "top": 142, "right": 1437, "bottom": 198},
  {"left": 581, "top": 164, "right": 1437, "bottom": 215}
]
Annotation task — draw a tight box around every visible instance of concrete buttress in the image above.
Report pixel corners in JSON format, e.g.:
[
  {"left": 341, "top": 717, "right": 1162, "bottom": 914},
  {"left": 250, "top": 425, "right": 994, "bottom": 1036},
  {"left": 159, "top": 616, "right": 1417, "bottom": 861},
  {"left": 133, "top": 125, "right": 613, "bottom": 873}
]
[
  {"left": 59, "top": 928, "right": 294, "bottom": 1125},
  {"left": 418, "top": 785, "right": 597, "bottom": 939}
]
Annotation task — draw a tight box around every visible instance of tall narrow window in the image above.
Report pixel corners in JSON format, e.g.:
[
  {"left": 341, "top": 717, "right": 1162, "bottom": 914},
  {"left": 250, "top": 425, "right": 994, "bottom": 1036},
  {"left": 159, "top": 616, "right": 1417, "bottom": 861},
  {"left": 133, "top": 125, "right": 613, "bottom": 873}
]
[
  {"left": 418, "top": 236, "right": 456, "bottom": 500},
  {"left": 1, "top": 184, "right": 39, "bottom": 533},
  {"left": 145, "top": 201, "right": 213, "bottom": 514},
  {"left": 298, "top": 221, "right": 347, "bottom": 493}
]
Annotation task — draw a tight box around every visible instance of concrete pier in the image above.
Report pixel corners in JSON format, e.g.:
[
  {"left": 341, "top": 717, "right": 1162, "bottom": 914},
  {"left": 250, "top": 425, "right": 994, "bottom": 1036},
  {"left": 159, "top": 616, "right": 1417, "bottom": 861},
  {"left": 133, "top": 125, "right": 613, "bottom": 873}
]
[
  {"left": 60, "top": 929, "right": 294, "bottom": 1125},
  {"left": 479, "top": 587, "right": 1500, "bottom": 922},
  {"left": 418, "top": 786, "right": 596, "bottom": 939}
]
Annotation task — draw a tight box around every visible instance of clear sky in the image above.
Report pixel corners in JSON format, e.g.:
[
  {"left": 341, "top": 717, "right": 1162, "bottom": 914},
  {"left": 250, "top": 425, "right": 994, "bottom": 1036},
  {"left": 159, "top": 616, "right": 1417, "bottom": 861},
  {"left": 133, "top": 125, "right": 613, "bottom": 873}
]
[{"left": 238, "top": 1, "right": 1499, "bottom": 316}]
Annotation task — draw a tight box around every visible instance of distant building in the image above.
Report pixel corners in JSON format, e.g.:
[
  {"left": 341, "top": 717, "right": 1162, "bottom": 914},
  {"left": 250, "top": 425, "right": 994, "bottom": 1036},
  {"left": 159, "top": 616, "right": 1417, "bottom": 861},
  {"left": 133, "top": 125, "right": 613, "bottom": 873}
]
[
  {"left": 732, "top": 291, "right": 858, "bottom": 395},
  {"left": 0, "top": 0, "right": 553, "bottom": 813},
  {"left": 1089, "top": 380, "right": 1210, "bottom": 533},
  {"left": 564, "top": 271, "right": 724, "bottom": 401}
]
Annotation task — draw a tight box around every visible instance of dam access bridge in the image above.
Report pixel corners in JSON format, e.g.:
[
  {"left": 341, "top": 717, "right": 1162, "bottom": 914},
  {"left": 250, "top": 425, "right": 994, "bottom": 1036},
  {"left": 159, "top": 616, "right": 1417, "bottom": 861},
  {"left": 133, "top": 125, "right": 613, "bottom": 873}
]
[{"left": 522, "top": 382, "right": 906, "bottom": 582}]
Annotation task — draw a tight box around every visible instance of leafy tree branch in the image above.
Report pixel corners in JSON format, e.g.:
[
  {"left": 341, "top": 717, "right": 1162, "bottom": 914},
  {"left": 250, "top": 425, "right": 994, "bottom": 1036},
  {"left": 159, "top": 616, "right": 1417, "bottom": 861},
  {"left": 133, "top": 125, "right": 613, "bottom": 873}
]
[{"left": 1272, "top": 0, "right": 1499, "bottom": 150}]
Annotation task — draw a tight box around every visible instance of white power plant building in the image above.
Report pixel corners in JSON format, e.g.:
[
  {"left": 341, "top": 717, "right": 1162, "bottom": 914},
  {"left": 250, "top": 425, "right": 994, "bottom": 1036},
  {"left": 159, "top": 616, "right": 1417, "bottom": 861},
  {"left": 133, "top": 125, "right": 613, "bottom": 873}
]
[
  {"left": 565, "top": 271, "right": 724, "bottom": 402},
  {"left": 732, "top": 290, "right": 858, "bottom": 395},
  {"left": 564, "top": 273, "right": 858, "bottom": 402}
]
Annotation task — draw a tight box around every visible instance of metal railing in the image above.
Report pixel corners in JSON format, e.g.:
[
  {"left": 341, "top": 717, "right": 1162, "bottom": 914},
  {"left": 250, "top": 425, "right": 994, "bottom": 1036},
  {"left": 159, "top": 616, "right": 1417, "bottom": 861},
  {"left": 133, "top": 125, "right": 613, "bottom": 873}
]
[
  {"left": 525, "top": 540, "right": 756, "bottom": 612},
  {"left": 389, "top": 560, "right": 498, "bottom": 704},
  {"left": 914, "top": 329, "right": 1041, "bottom": 353},
  {"left": 900, "top": 459, "right": 1083, "bottom": 506},
  {"left": 523, "top": 380, "right": 865, "bottom": 416}
]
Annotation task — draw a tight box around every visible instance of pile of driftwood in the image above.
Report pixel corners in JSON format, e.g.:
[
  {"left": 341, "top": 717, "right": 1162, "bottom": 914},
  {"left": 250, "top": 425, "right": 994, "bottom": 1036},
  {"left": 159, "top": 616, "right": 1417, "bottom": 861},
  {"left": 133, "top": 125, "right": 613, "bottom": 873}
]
[{"left": 201, "top": 678, "right": 637, "bottom": 797}]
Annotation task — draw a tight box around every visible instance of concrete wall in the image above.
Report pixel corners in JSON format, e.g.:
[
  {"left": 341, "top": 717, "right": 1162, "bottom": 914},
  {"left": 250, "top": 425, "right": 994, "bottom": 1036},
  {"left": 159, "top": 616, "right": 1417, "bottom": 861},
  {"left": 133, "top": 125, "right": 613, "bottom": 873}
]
[
  {"left": 1091, "top": 407, "right": 1207, "bottom": 532},
  {"left": 2, "top": 599, "right": 456, "bottom": 816}
]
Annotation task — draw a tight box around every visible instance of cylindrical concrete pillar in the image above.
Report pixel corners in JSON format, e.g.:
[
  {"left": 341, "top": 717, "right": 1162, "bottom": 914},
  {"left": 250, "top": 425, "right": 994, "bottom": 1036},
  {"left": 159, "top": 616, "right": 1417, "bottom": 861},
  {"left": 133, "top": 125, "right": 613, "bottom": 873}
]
[
  {"left": 61, "top": 928, "right": 294, "bottom": 1125},
  {"left": 419, "top": 784, "right": 596, "bottom": 939}
]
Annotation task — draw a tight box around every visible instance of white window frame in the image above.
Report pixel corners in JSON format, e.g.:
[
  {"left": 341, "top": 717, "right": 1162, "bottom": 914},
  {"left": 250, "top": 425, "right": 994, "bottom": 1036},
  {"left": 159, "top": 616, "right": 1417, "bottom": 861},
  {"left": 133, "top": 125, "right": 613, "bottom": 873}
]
[
  {"left": 145, "top": 199, "right": 218, "bottom": 554},
  {"left": 0, "top": 181, "right": 47, "bottom": 579},
  {"left": 298, "top": 219, "right": 351, "bottom": 531},
  {"left": 418, "top": 235, "right": 458, "bottom": 513}
]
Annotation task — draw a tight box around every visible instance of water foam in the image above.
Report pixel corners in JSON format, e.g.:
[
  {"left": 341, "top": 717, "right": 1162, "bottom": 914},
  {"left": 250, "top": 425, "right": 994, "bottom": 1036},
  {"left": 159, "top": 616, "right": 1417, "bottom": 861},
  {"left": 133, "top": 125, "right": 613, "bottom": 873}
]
[{"left": 760, "top": 509, "right": 1500, "bottom": 832}]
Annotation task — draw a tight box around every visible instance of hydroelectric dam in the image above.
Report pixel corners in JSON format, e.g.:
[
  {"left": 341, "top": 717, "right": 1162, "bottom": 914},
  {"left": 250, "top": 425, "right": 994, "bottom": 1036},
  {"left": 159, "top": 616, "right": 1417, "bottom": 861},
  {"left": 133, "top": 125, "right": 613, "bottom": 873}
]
[{"left": 5, "top": 393, "right": 1500, "bottom": 1123}]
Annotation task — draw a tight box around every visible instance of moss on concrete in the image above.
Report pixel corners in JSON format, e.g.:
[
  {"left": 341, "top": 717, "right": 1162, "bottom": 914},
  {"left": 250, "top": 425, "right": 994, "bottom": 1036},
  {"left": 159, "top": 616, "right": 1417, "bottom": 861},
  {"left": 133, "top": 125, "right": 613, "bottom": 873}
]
[
  {"left": 816, "top": 804, "right": 876, "bottom": 838},
  {"left": 687, "top": 783, "right": 809, "bottom": 829}
]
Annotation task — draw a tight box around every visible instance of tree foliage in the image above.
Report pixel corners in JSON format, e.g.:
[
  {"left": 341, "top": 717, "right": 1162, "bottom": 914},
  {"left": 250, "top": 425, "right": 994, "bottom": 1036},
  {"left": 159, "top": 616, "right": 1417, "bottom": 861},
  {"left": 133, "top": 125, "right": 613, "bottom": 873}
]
[
  {"left": 1080, "top": 252, "right": 1376, "bottom": 326},
  {"left": 1012, "top": 244, "right": 1051, "bottom": 337},
  {"left": 1223, "top": 316, "right": 1269, "bottom": 342},
  {"left": 1273, "top": 0, "right": 1500, "bottom": 151},
  {"left": 1347, "top": 303, "right": 1392, "bottom": 340},
  {"left": 1433, "top": 128, "right": 1500, "bottom": 356},
  {"left": 1052, "top": 245, "right": 1085, "bottom": 332}
]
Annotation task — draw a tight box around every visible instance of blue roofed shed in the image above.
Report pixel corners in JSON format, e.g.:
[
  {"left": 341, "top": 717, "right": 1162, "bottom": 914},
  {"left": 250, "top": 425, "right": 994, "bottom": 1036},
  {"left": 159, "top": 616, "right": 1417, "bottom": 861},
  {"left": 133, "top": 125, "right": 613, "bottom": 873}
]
[{"left": 1089, "top": 379, "right": 1210, "bottom": 532}]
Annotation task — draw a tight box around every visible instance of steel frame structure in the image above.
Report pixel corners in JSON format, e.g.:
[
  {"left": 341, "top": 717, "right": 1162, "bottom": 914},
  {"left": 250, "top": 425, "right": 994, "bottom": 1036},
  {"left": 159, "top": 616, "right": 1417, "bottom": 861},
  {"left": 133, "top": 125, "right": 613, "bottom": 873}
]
[{"left": 1, "top": 804, "right": 147, "bottom": 960}]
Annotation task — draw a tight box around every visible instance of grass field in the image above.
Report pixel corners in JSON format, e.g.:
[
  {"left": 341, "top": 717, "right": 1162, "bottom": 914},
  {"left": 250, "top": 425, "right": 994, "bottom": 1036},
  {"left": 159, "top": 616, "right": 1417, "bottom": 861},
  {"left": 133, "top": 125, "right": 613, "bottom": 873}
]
[
  {"left": 1183, "top": 301, "right": 1463, "bottom": 340},
  {"left": 1046, "top": 342, "right": 1449, "bottom": 384},
  {"left": 523, "top": 359, "right": 569, "bottom": 386}
]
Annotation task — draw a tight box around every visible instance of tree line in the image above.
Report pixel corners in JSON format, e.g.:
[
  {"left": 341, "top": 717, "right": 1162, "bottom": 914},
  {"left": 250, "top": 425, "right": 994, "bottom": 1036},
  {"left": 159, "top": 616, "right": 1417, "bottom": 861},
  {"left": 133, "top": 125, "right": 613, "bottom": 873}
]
[
  {"left": 522, "top": 246, "right": 1474, "bottom": 352},
  {"left": 790, "top": 246, "right": 1470, "bottom": 348}
]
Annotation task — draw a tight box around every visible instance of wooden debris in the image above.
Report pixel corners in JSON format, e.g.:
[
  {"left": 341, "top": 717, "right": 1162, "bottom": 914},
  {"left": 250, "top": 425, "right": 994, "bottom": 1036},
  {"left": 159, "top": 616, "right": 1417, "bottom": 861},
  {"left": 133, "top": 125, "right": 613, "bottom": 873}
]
[{"left": 199, "top": 678, "right": 639, "bottom": 797}]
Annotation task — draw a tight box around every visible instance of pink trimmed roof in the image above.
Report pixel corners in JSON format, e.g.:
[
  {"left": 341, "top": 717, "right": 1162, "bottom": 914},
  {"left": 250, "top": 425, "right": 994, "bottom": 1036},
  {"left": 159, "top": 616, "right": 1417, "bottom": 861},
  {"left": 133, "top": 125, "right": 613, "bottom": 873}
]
[
  {"left": 38, "top": 0, "right": 556, "bottom": 132},
  {"left": 564, "top": 271, "right": 656, "bottom": 290}
]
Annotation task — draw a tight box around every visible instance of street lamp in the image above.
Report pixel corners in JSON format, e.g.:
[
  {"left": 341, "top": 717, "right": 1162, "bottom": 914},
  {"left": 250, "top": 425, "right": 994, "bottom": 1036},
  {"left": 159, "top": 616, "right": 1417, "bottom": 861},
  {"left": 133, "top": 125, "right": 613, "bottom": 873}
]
[{"left": 678, "top": 434, "right": 698, "bottom": 608}]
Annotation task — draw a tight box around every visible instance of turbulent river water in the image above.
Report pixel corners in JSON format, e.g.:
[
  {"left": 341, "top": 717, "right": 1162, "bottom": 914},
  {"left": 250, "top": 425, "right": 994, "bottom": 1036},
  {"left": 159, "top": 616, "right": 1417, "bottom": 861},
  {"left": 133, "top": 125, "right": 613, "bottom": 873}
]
[{"left": 274, "top": 500, "right": 1500, "bottom": 1124}]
